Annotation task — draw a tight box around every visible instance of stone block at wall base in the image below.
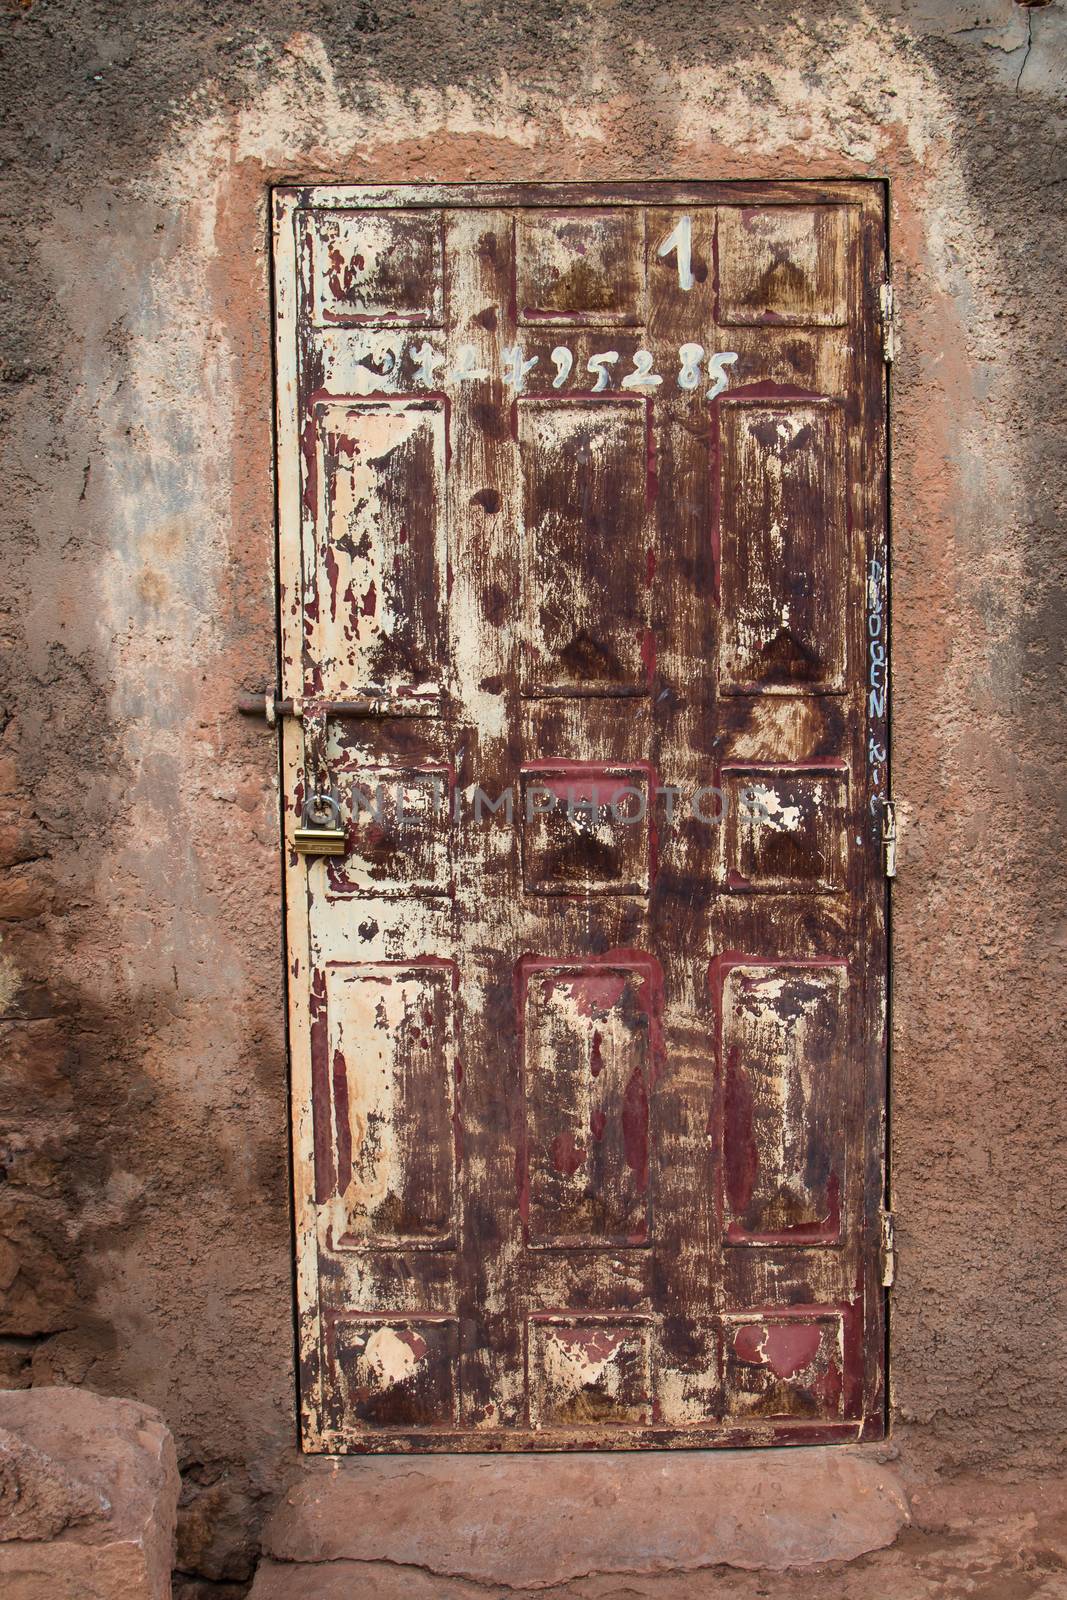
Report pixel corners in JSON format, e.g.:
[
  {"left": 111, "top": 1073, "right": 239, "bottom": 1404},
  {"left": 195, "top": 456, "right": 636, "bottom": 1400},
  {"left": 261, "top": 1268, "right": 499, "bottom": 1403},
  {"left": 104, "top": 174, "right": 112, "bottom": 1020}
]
[
  {"left": 0, "top": 1386, "right": 179, "bottom": 1600},
  {"left": 249, "top": 1447, "right": 908, "bottom": 1597}
]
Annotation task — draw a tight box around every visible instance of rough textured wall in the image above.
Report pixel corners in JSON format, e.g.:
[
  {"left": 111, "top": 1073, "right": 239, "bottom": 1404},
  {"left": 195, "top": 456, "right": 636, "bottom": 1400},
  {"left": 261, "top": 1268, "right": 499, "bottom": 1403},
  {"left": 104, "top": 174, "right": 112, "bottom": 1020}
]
[{"left": 0, "top": 0, "right": 1063, "bottom": 1586}]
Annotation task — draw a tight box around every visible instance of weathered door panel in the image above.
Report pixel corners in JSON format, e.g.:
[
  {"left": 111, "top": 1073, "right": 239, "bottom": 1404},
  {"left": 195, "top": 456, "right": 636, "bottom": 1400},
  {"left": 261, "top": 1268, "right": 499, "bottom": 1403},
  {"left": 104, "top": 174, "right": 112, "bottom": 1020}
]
[
  {"left": 309, "top": 397, "right": 450, "bottom": 698},
  {"left": 274, "top": 182, "right": 889, "bottom": 1451}
]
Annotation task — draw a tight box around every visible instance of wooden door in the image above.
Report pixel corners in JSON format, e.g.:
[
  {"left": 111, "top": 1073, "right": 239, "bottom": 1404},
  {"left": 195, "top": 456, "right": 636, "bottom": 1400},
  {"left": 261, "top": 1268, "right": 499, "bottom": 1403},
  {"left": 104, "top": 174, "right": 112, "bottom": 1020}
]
[{"left": 273, "top": 182, "right": 889, "bottom": 1451}]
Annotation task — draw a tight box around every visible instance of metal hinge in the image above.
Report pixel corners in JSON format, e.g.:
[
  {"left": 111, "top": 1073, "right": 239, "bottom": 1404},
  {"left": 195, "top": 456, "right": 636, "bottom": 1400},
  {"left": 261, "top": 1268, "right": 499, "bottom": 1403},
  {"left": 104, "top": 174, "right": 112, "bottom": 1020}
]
[
  {"left": 879, "top": 280, "right": 897, "bottom": 364},
  {"left": 880, "top": 1207, "right": 896, "bottom": 1287},
  {"left": 882, "top": 798, "right": 898, "bottom": 879}
]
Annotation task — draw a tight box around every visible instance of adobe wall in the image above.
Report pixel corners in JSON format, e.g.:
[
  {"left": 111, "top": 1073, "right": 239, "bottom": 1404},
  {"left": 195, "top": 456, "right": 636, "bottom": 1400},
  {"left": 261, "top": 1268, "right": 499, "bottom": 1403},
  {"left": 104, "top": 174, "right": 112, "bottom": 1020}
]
[{"left": 0, "top": 0, "right": 1063, "bottom": 1588}]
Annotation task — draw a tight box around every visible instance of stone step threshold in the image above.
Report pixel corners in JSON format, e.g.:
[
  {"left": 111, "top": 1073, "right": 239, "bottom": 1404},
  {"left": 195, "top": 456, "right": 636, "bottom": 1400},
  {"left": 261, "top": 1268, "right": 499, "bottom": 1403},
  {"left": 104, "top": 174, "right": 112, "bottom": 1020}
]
[{"left": 251, "top": 1446, "right": 908, "bottom": 1598}]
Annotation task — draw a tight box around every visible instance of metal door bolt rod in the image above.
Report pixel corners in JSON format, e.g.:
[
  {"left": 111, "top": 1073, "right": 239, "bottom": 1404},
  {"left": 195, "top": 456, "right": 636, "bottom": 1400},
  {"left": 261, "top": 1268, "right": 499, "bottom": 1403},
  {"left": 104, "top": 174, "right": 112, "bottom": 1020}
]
[{"left": 236, "top": 690, "right": 438, "bottom": 721}]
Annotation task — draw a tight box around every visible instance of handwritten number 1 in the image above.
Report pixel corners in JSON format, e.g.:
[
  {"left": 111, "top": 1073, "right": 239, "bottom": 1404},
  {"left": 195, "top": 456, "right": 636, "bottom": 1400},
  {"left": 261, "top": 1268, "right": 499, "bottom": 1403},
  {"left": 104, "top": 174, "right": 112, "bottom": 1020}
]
[{"left": 657, "top": 215, "right": 694, "bottom": 292}]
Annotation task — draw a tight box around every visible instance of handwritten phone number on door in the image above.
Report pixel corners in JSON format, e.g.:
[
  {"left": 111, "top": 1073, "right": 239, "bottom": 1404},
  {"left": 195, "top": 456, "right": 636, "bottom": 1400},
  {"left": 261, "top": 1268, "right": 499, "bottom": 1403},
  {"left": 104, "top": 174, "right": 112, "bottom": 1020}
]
[{"left": 395, "top": 341, "right": 740, "bottom": 398}]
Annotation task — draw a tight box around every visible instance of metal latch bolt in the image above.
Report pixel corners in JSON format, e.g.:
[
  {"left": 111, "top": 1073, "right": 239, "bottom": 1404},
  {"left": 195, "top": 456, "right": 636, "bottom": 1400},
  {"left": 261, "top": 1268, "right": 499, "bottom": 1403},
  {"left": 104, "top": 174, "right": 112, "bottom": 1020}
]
[
  {"left": 880, "top": 1208, "right": 896, "bottom": 1287},
  {"left": 236, "top": 689, "right": 436, "bottom": 722},
  {"left": 882, "top": 799, "right": 897, "bottom": 879},
  {"left": 879, "top": 280, "right": 897, "bottom": 364}
]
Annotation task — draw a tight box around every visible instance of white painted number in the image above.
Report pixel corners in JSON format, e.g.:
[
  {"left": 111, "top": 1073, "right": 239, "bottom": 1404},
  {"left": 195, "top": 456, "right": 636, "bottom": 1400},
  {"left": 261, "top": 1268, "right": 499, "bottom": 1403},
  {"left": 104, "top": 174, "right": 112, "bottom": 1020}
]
[
  {"left": 439, "top": 339, "right": 734, "bottom": 399},
  {"left": 657, "top": 215, "right": 695, "bottom": 292},
  {"left": 550, "top": 346, "right": 573, "bottom": 388},
  {"left": 677, "top": 342, "right": 704, "bottom": 391},
  {"left": 587, "top": 351, "right": 619, "bottom": 392},
  {"left": 706, "top": 351, "right": 738, "bottom": 401},
  {"left": 451, "top": 343, "right": 489, "bottom": 381},
  {"left": 411, "top": 341, "right": 444, "bottom": 385},
  {"left": 502, "top": 345, "right": 538, "bottom": 391},
  {"left": 621, "top": 349, "right": 663, "bottom": 390}
]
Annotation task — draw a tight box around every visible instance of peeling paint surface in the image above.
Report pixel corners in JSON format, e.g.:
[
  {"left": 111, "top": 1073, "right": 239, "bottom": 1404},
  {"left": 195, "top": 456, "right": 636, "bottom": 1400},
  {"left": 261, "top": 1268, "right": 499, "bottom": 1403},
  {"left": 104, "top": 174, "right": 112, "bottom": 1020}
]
[{"left": 278, "top": 183, "right": 887, "bottom": 1450}]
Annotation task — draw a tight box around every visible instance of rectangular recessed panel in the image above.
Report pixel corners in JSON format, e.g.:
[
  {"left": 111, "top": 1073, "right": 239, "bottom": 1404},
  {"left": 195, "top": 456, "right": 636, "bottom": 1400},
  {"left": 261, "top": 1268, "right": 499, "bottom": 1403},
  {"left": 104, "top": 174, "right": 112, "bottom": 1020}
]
[
  {"left": 516, "top": 210, "right": 645, "bottom": 325},
  {"left": 325, "top": 766, "right": 452, "bottom": 899},
  {"left": 306, "top": 209, "right": 444, "bottom": 326},
  {"left": 312, "top": 400, "right": 448, "bottom": 698},
  {"left": 723, "top": 1312, "right": 845, "bottom": 1419},
  {"left": 529, "top": 1318, "right": 652, "bottom": 1426},
  {"left": 520, "top": 958, "right": 660, "bottom": 1247},
  {"left": 721, "top": 765, "right": 848, "bottom": 892},
  {"left": 718, "top": 961, "right": 847, "bottom": 1245},
  {"left": 324, "top": 961, "right": 457, "bottom": 1248},
  {"left": 329, "top": 1315, "right": 459, "bottom": 1427},
  {"left": 718, "top": 402, "right": 846, "bottom": 694},
  {"left": 520, "top": 764, "right": 651, "bottom": 895},
  {"left": 519, "top": 399, "right": 652, "bottom": 694},
  {"left": 717, "top": 207, "right": 849, "bottom": 326}
]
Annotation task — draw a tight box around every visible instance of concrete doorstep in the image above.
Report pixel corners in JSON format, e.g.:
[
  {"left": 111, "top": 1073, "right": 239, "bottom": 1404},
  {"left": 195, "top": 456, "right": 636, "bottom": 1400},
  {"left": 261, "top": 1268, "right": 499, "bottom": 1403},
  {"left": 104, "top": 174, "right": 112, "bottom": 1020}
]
[{"left": 249, "top": 1447, "right": 908, "bottom": 1598}]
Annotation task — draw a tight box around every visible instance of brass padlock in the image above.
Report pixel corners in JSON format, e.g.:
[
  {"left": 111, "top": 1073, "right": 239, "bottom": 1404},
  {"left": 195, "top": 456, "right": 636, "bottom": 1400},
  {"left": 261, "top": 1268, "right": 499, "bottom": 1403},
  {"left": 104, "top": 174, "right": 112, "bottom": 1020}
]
[{"left": 294, "top": 793, "right": 348, "bottom": 856}]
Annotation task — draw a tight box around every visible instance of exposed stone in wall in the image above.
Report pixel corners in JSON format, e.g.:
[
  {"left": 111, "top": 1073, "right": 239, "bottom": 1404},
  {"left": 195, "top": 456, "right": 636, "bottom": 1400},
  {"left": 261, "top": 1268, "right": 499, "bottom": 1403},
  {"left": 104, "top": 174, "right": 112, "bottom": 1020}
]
[
  {"left": 176, "top": 1460, "right": 265, "bottom": 1587},
  {"left": 0, "top": 0, "right": 1064, "bottom": 1588},
  {"left": 0, "top": 1387, "right": 178, "bottom": 1599},
  {"left": 0, "top": 1426, "right": 102, "bottom": 1542}
]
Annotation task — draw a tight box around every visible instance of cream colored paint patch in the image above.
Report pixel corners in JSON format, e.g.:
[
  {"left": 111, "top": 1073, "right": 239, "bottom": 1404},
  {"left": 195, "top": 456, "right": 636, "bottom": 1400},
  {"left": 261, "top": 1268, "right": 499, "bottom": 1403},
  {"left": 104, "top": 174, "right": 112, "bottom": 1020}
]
[
  {"left": 362, "top": 1324, "right": 424, "bottom": 1385},
  {"left": 541, "top": 1327, "right": 628, "bottom": 1392},
  {"left": 745, "top": 783, "right": 808, "bottom": 834}
]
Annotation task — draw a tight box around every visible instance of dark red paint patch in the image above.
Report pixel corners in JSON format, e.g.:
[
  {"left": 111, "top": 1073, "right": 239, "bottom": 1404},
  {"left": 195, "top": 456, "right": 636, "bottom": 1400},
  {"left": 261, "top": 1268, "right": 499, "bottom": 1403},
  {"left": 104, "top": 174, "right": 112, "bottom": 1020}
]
[
  {"left": 550, "top": 1130, "right": 585, "bottom": 1177},
  {"left": 723, "top": 1045, "right": 758, "bottom": 1217},
  {"left": 622, "top": 1064, "right": 649, "bottom": 1193}
]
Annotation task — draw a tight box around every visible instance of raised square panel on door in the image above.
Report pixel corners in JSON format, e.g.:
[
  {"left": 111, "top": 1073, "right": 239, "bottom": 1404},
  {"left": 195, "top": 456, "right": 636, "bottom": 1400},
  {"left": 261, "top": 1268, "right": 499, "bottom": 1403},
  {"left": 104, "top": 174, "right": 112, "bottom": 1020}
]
[
  {"left": 304, "top": 208, "right": 444, "bottom": 326},
  {"left": 325, "top": 765, "right": 453, "bottom": 899},
  {"left": 528, "top": 1317, "right": 652, "bottom": 1427},
  {"left": 320, "top": 961, "right": 458, "bottom": 1249},
  {"left": 717, "top": 401, "right": 846, "bottom": 694},
  {"left": 520, "top": 763, "right": 652, "bottom": 895},
  {"left": 723, "top": 1311, "right": 845, "bottom": 1419},
  {"left": 519, "top": 957, "right": 661, "bottom": 1248},
  {"left": 715, "top": 960, "right": 847, "bottom": 1245},
  {"left": 311, "top": 399, "right": 448, "bottom": 698},
  {"left": 720, "top": 764, "right": 848, "bottom": 892},
  {"left": 516, "top": 209, "right": 646, "bottom": 325},
  {"left": 717, "top": 207, "right": 849, "bottom": 326},
  {"left": 328, "top": 1314, "right": 460, "bottom": 1428},
  {"left": 519, "top": 398, "right": 653, "bottom": 694}
]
